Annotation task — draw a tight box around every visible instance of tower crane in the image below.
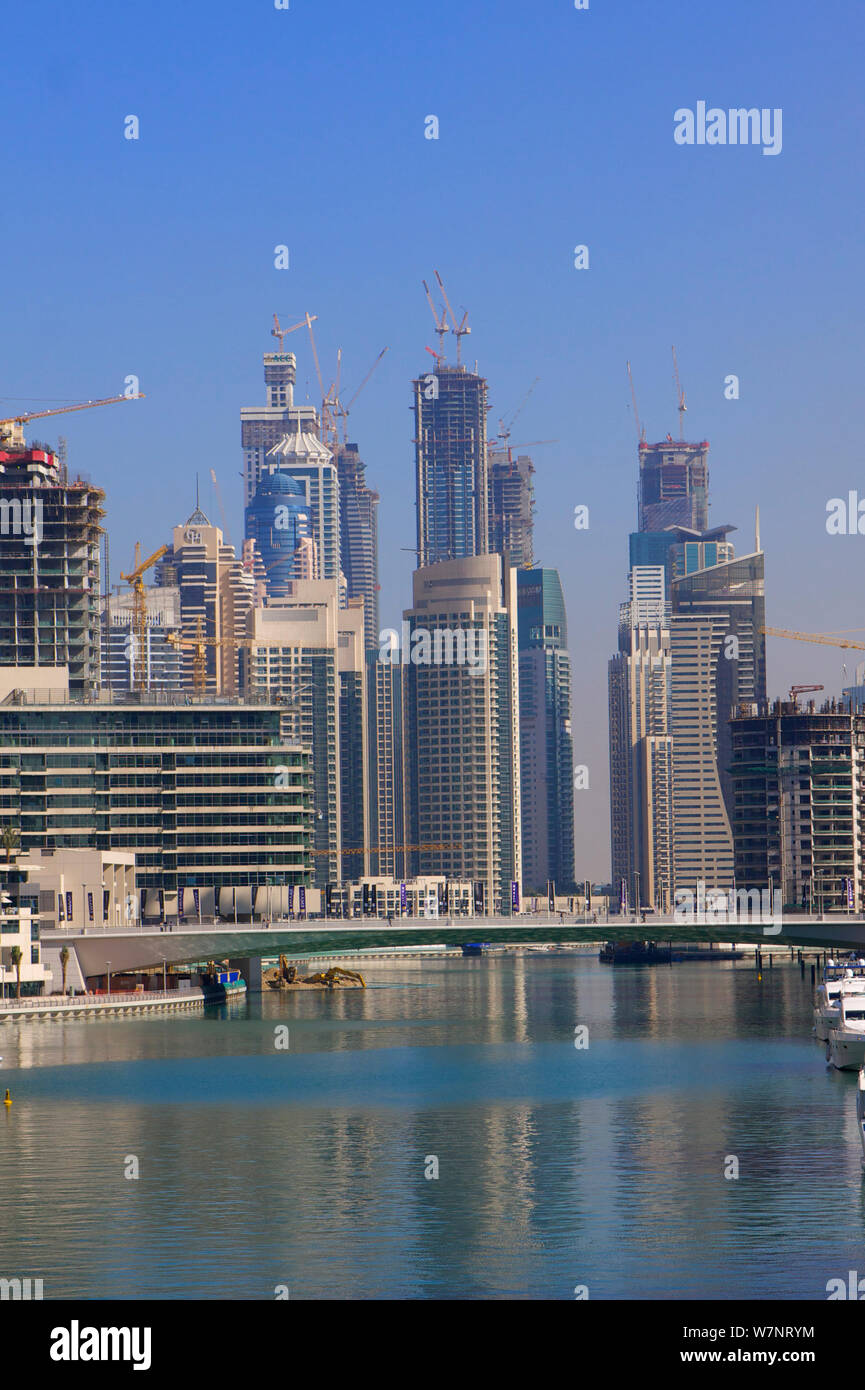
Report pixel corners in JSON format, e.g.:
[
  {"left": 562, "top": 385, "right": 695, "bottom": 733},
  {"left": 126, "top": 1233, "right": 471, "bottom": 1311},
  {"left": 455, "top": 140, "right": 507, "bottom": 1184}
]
[
  {"left": 495, "top": 377, "right": 540, "bottom": 457},
  {"left": 434, "top": 270, "right": 470, "bottom": 366},
  {"left": 626, "top": 362, "right": 646, "bottom": 445},
  {"left": 166, "top": 617, "right": 266, "bottom": 695},
  {"left": 119, "top": 543, "right": 169, "bottom": 692},
  {"left": 762, "top": 627, "right": 865, "bottom": 651},
  {"left": 338, "top": 347, "right": 388, "bottom": 444},
  {"left": 422, "top": 280, "right": 450, "bottom": 360},
  {"left": 272, "top": 313, "right": 314, "bottom": 351},
  {"left": 209, "top": 468, "right": 233, "bottom": 546},
  {"left": 672, "top": 345, "right": 687, "bottom": 440},
  {"left": 0, "top": 393, "right": 144, "bottom": 450}
]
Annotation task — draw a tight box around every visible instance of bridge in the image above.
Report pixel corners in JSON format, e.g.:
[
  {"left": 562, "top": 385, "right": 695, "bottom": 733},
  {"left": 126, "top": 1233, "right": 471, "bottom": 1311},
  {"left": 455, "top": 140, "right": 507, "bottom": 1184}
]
[{"left": 40, "top": 913, "right": 865, "bottom": 989}]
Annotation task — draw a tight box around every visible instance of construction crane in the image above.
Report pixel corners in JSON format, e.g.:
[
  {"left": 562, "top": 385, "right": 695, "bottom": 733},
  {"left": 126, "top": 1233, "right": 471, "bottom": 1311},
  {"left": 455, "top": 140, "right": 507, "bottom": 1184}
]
[
  {"left": 422, "top": 279, "right": 450, "bottom": 360},
  {"left": 672, "top": 345, "right": 687, "bottom": 439},
  {"left": 762, "top": 627, "right": 865, "bottom": 651},
  {"left": 119, "top": 543, "right": 169, "bottom": 692},
  {"left": 272, "top": 313, "right": 313, "bottom": 351},
  {"left": 166, "top": 617, "right": 264, "bottom": 695},
  {"left": 626, "top": 362, "right": 646, "bottom": 444},
  {"left": 337, "top": 347, "right": 388, "bottom": 444},
  {"left": 789, "top": 684, "right": 824, "bottom": 709},
  {"left": 209, "top": 468, "right": 233, "bottom": 546},
  {"left": 434, "top": 270, "right": 470, "bottom": 366},
  {"left": 0, "top": 393, "right": 144, "bottom": 450},
  {"left": 496, "top": 377, "right": 540, "bottom": 455}
]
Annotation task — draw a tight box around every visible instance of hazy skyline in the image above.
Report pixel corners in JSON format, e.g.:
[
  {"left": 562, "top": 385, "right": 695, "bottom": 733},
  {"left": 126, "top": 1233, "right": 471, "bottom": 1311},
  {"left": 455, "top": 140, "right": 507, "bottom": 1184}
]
[{"left": 3, "top": 0, "right": 863, "bottom": 874}]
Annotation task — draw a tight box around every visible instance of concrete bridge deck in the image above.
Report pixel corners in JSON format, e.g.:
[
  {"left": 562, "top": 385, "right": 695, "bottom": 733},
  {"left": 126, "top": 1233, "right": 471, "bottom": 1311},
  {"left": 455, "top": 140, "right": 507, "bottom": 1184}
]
[{"left": 39, "top": 913, "right": 865, "bottom": 981}]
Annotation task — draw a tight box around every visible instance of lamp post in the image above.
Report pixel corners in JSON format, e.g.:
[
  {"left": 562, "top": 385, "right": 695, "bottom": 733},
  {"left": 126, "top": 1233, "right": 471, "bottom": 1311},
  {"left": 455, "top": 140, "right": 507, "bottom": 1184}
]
[
  {"left": 161, "top": 957, "right": 167, "bottom": 993},
  {"left": 106, "top": 960, "right": 111, "bottom": 997}
]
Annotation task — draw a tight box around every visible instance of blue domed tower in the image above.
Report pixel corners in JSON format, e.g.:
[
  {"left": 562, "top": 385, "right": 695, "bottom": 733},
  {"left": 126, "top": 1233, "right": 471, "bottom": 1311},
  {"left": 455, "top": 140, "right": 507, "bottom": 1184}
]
[{"left": 244, "top": 469, "right": 312, "bottom": 595}]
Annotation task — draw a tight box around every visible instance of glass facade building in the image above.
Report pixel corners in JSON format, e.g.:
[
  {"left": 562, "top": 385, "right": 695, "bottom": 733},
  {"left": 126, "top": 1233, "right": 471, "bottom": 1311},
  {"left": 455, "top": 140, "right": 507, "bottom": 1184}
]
[{"left": 0, "top": 698, "right": 312, "bottom": 899}]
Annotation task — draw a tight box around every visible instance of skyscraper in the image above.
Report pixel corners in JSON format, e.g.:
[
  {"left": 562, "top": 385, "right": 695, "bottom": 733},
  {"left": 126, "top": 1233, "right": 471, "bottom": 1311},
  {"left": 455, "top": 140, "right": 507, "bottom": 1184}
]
[
  {"left": 263, "top": 434, "right": 340, "bottom": 583},
  {"left": 101, "top": 586, "right": 184, "bottom": 693},
  {"left": 244, "top": 580, "right": 369, "bottom": 887},
  {"left": 401, "top": 554, "right": 522, "bottom": 912},
  {"left": 488, "top": 449, "right": 535, "bottom": 569},
  {"left": 156, "top": 504, "right": 256, "bottom": 696},
  {"left": 241, "top": 345, "right": 318, "bottom": 508},
  {"left": 670, "top": 549, "right": 766, "bottom": 892},
  {"left": 366, "top": 654, "right": 407, "bottom": 880},
  {"left": 413, "top": 363, "right": 488, "bottom": 567},
  {"left": 516, "top": 568, "right": 575, "bottom": 894},
  {"left": 638, "top": 439, "right": 709, "bottom": 533},
  {"left": 608, "top": 567, "right": 673, "bottom": 912},
  {"left": 337, "top": 442, "right": 379, "bottom": 648},
  {"left": 244, "top": 471, "right": 313, "bottom": 597},
  {"left": 0, "top": 442, "right": 103, "bottom": 697},
  {"left": 731, "top": 700, "right": 863, "bottom": 912}
]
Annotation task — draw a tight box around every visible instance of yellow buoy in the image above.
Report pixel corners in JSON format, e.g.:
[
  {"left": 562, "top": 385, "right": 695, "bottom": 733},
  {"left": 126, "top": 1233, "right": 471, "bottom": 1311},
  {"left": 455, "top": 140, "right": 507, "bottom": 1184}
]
[{"left": 3, "top": 1089, "right": 11, "bottom": 1107}]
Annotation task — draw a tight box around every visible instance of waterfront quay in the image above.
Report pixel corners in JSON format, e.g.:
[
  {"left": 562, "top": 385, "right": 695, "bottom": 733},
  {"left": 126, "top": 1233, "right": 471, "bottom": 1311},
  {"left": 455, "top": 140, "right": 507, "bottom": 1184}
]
[{"left": 0, "top": 987, "right": 208, "bottom": 1023}]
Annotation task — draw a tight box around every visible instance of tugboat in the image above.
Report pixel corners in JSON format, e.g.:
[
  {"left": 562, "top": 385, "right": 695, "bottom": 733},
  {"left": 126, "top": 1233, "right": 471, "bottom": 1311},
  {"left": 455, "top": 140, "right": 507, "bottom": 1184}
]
[
  {"left": 199, "top": 967, "right": 246, "bottom": 1002},
  {"left": 599, "top": 940, "right": 671, "bottom": 965}
]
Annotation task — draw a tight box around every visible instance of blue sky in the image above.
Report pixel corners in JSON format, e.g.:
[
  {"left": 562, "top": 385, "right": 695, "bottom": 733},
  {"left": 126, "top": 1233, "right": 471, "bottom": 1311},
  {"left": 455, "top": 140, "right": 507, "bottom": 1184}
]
[{"left": 2, "top": 0, "right": 864, "bottom": 874}]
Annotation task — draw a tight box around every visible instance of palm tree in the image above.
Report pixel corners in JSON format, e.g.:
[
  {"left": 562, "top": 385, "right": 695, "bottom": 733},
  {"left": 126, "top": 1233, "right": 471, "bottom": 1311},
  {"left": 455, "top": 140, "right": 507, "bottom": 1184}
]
[
  {"left": 1, "top": 826, "right": 19, "bottom": 864},
  {"left": 60, "top": 946, "right": 70, "bottom": 997},
  {"left": 10, "top": 945, "right": 22, "bottom": 1000}
]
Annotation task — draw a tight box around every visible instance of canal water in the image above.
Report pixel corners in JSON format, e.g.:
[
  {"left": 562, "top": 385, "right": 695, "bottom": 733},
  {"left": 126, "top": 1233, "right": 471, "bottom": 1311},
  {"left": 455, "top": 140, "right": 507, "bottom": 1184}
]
[{"left": 1, "top": 952, "right": 863, "bottom": 1300}]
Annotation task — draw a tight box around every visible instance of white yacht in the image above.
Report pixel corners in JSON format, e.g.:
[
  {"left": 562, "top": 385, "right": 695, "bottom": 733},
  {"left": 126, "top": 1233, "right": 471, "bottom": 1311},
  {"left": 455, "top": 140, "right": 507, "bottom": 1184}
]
[
  {"left": 857, "top": 1069, "right": 865, "bottom": 1162},
  {"left": 813, "top": 959, "right": 865, "bottom": 1041},
  {"left": 827, "top": 993, "right": 865, "bottom": 1070}
]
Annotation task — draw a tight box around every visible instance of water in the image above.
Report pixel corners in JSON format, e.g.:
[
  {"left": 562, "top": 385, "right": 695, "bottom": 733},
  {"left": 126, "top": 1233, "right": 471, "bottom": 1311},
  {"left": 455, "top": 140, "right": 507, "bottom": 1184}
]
[{"left": 1, "top": 953, "right": 863, "bottom": 1300}]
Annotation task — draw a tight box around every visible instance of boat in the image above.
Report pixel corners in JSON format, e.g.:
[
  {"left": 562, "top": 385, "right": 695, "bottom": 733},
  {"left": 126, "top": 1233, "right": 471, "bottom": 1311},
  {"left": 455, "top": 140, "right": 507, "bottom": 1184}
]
[
  {"left": 199, "top": 968, "right": 247, "bottom": 1003},
  {"left": 599, "top": 941, "right": 671, "bottom": 965},
  {"left": 857, "top": 1069, "right": 865, "bottom": 1161},
  {"left": 462, "top": 942, "right": 492, "bottom": 956},
  {"left": 813, "top": 958, "right": 865, "bottom": 1041},
  {"left": 827, "top": 992, "right": 865, "bottom": 1070}
]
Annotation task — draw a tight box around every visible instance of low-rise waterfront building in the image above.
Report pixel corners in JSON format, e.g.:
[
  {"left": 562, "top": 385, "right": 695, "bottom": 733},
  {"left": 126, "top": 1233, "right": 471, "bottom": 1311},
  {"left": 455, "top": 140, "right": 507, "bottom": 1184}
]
[
  {"left": 731, "top": 699, "right": 865, "bottom": 912},
  {"left": 0, "top": 859, "right": 50, "bottom": 997},
  {"left": 0, "top": 694, "right": 312, "bottom": 910}
]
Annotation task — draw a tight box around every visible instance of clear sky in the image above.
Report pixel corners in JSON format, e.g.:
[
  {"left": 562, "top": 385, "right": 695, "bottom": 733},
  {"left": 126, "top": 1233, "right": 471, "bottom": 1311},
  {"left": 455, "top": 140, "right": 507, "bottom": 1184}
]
[{"left": 2, "top": 0, "right": 864, "bottom": 876}]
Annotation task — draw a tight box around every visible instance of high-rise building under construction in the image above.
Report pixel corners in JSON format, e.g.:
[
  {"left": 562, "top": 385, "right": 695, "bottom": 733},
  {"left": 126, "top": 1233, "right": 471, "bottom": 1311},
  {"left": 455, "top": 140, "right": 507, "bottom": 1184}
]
[
  {"left": 0, "top": 443, "right": 104, "bottom": 698},
  {"left": 241, "top": 346, "right": 318, "bottom": 509},
  {"left": 488, "top": 448, "right": 535, "bottom": 569},
  {"left": 413, "top": 364, "right": 488, "bottom": 567},
  {"left": 637, "top": 439, "right": 709, "bottom": 533}
]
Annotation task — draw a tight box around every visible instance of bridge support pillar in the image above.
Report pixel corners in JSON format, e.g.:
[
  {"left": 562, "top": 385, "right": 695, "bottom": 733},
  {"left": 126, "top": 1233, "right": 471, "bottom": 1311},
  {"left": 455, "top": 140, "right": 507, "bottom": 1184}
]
[{"left": 228, "top": 957, "right": 263, "bottom": 994}]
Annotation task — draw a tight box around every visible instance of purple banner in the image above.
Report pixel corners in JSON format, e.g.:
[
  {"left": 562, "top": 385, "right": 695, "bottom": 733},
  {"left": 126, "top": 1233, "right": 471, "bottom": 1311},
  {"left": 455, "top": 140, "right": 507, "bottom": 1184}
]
[
  {"left": 87, "top": 891, "right": 94, "bottom": 922},
  {"left": 400, "top": 882, "right": 407, "bottom": 911},
  {"left": 288, "top": 884, "right": 295, "bottom": 911},
  {"left": 65, "top": 891, "right": 73, "bottom": 922},
  {"left": 298, "top": 886, "right": 306, "bottom": 912},
  {"left": 177, "top": 886, "right": 184, "bottom": 917},
  {"left": 511, "top": 880, "right": 520, "bottom": 912}
]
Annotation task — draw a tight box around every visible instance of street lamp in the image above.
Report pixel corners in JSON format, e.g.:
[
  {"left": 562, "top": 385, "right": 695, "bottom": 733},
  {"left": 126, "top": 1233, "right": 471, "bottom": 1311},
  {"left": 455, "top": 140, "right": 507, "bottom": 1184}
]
[
  {"left": 106, "top": 960, "right": 111, "bottom": 996},
  {"left": 161, "top": 957, "right": 167, "bottom": 993}
]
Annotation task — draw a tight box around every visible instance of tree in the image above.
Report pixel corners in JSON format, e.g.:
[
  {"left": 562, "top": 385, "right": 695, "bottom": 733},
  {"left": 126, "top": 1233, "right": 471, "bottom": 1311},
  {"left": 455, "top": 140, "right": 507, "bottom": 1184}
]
[
  {"left": 10, "top": 945, "right": 22, "bottom": 1000},
  {"left": 1, "top": 826, "right": 19, "bottom": 864},
  {"left": 60, "top": 946, "right": 70, "bottom": 997}
]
